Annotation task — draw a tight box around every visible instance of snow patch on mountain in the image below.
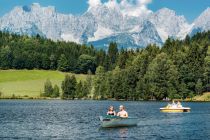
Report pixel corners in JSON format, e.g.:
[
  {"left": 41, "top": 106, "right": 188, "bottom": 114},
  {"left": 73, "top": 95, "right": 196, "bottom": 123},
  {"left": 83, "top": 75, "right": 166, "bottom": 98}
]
[
  {"left": 89, "top": 20, "right": 162, "bottom": 49},
  {"left": 88, "top": 25, "right": 114, "bottom": 42},
  {"left": 61, "top": 34, "right": 80, "bottom": 44},
  {"left": 0, "top": 2, "right": 209, "bottom": 49},
  {"left": 190, "top": 7, "right": 210, "bottom": 36},
  {"left": 149, "top": 8, "right": 191, "bottom": 41}
]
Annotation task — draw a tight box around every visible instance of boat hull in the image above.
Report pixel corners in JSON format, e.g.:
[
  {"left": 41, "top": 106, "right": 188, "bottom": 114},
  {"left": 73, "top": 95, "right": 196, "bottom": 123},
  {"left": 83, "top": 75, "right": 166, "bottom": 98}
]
[
  {"left": 160, "top": 107, "right": 191, "bottom": 113},
  {"left": 99, "top": 116, "right": 138, "bottom": 128}
]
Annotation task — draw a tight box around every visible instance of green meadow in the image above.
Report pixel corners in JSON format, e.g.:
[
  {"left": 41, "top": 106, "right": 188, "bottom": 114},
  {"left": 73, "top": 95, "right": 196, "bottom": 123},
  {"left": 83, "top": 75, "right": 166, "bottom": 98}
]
[
  {"left": 193, "top": 92, "right": 210, "bottom": 101},
  {"left": 0, "top": 70, "right": 87, "bottom": 98}
]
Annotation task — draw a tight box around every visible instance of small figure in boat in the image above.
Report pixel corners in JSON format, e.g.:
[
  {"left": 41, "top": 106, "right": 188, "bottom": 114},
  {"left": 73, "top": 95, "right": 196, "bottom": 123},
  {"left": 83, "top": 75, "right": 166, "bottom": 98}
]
[
  {"left": 177, "top": 101, "right": 182, "bottom": 108},
  {"left": 166, "top": 100, "right": 183, "bottom": 108},
  {"left": 172, "top": 100, "right": 176, "bottom": 107},
  {"left": 107, "top": 106, "right": 116, "bottom": 116},
  {"left": 117, "top": 105, "right": 128, "bottom": 118}
]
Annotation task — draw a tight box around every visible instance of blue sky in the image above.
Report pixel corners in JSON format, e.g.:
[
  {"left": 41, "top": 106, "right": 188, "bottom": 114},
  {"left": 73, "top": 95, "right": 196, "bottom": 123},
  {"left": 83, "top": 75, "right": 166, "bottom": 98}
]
[{"left": 0, "top": 0, "right": 209, "bottom": 23}]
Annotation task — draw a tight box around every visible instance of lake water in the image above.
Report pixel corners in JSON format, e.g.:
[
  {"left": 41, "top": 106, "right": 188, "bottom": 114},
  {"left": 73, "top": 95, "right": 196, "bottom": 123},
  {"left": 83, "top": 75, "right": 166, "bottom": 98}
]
[{"left": 0, "top": 100, "right": 210, "bottom": 140}]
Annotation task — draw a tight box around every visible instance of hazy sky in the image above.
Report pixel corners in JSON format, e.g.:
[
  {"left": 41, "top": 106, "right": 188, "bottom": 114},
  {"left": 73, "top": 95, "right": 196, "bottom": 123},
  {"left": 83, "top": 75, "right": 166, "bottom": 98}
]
[{"left": 0, "top": 0, "right": 209, "bottom": 23}]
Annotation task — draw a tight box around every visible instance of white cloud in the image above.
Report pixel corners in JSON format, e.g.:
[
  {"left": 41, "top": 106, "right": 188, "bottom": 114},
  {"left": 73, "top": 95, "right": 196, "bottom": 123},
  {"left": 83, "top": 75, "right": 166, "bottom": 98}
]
[
  {"left": 88, "top": 0, "right": 102, "bottom": 8},
  {"left": 138, "top": 0, "right": 152, "bottom": 5},
  {"left": 105, "top": 0, "right": 119, "bottom": 9},
  {"left": 119, "top": 0, "right": 153, "bottom": 17},
  {"left": 87, "top": 0, "right": 153, "bottom": 17}
]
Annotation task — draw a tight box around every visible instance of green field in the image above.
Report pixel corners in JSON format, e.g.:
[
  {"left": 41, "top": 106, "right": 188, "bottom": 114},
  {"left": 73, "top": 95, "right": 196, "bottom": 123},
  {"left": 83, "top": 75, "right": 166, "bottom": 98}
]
[
  {"left": 193, "top": 92, "right": 210, "bottom": 101},
  {"left": 0, "top": 70, "right": 87, "bottom": 98}
]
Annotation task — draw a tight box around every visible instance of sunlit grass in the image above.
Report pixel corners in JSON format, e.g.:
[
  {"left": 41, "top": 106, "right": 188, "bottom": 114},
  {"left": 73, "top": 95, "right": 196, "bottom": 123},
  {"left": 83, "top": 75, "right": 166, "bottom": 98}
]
[
  {"left": 193, "top": 92, "right": 210, "bottom": 101},
  {"left": 0, "top": 70, "right": 87, "bottom": 98}
]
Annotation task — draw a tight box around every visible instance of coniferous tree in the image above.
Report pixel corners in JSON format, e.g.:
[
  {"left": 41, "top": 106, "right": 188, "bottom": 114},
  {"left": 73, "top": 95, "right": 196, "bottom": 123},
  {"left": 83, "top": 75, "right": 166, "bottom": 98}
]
[
  {"left": 0, "top": 46, "right": 13, "bottom": 69},
  {"left": 77, "top": 54, "right": 96, "bottom": 74},
  {"left": 82, "top": 81, "right": 89, "bottom": 98},
  {"left": 49, "top": 54, "right": 57, "bottom": 70},
  {"left": 145, "top": 53, "right": 179, "bottom": 100},
  {"left": 136, "top": 78, "right": 147, "bottom": 100},
  {"left": 61, "top": 75, "right": 77, "bottom": 99},
  {"left": 58, "top": 54, "right": 69, "bottom": 72},
  {"left": 75, "top": 81, "right": 83, "bottom": 98},
  {"left": 108, "top": 42, "right": 118, "bottom": 69},
  {"left": 204, "top": 46, "right": 210, "bottom": 91},
  {"left": 43, "top": 79, "right": 53, "bottom": 97},
  {"left": 52, "top": 84, "right": 60, "bottom": 98},
  {"left": 93, "top": 66, "right": 106, "bottom": 99},
  {"left": 195, "top": 79, "right": 203, "bottom": 95}
]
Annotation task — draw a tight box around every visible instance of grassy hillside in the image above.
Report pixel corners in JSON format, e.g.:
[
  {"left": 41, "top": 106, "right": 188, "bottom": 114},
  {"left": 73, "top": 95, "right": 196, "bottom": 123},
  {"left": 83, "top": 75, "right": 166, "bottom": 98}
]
[
  {"left": 0, "top": 70, "right": 87, "bottom": 98},
  {"left": 193, "top": 92, "right": 210, "bottom": 101}
]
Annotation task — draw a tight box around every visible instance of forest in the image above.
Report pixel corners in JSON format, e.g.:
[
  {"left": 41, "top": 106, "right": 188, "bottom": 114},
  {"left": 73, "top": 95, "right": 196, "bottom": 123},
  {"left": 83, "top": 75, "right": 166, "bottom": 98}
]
[{"left": 0, "top": 31, "right": 210, "bottom": 100}]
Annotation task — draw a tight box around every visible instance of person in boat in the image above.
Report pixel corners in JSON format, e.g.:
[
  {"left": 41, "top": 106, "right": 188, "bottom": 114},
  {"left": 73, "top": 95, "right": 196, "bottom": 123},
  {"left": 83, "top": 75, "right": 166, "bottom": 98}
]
[
  {"left": 177, "top": 101, "right": 182, "bottom": 108},
  {"left": 166, "top": 103, "right": 171, "bottom": 108},
  {"left": 172, "top": 100, "right": 177, "bottom": 107},
  {"left": 107, "top": 106, "right": 116, "bottom": 116},
  {"left": 117, "top": 105, "right": 128, "bottom": 118}
]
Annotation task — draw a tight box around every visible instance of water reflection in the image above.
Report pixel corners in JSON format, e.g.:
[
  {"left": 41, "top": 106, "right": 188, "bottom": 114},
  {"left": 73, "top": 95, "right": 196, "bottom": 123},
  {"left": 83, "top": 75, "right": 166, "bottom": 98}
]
[{"left": 118, "top": 128, "right": 128, "bottom": 139}]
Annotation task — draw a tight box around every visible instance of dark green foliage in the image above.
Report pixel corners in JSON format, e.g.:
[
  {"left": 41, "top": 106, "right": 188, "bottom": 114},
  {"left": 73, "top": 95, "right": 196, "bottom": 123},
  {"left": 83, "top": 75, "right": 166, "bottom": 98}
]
[
  {"left": 58, "top": 54, "right": 69, "bottom": 72},
  {"left": 108, "top": 42, "right": 118, "bottom": 69},
  {"left": 117, "top": 48, "right": 128, "bottom": 69},
  {"left": 42, "top": 79, "right": 60, "bottom": 98},
  {"left": 195, "top": 79, "right": 203, "bottom": 95},
  {"left": 76, "top": 54, "right": 96, "bottom": 74},
  {"left": 82, "top": 81, "right": 90, "bottom": 98},
  {"left": 61, "top": 75, "right": 77, "bottom": 99},
  {"left": 0, "top": 30, "right": 210, "bottom": 100},
  {"left": 93, "top": 66, "right": 106, "bottom": 99},
  {"left": 0, "top": 46, "right": 13, "bottom": 69},
  {"left": 0, "top": 31, "right": 126, "bottom": 73},
  {"left": 43, "top": 79, "right": 53, "bottom": 97},
  {"left": 0, "top": 31, "right": 99, "bottom": 73},
  {"left": 145, "top": 53, "right": 179, "bottom": 100},
  {"left": 52, "top": 84, "right": 60, "bottom": 98},
  {"left": 75, "top": 81, "right": 83, "bottom": 99},
  {"left": 89, "top": 31, "right": 210, "bottom": 100},
  {"left": 203, "top": 46, "right": 210, "bottom": 91},
  {"left": 49, "top": 54, "right": 57, "bottom": 70}
]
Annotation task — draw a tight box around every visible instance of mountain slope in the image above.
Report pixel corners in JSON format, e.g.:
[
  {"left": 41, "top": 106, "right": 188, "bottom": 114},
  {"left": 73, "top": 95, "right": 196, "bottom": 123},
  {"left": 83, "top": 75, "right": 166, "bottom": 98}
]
[
  {"left": 0, "top": 3, "right": 209, "bottom": 48},
  {"left": 149, "top": 8, "right": 191, "bottom": 41},
  {"left": 89, "top": 20, "right": 162, "bottom": 49},
  {"left": 190, "top": 8, "right": 210, "bottom": 36}
]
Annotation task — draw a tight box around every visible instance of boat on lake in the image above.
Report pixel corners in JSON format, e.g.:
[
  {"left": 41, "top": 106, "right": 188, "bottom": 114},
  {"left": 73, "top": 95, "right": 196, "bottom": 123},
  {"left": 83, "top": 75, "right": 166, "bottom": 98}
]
[
  {"left": 99, "top": 115, "right": 138, "bottom": 128},
  {"left": 160, "top": 101, "right": 191, "bottom": 113},
  {"left": 160, "top": 106, "right": 191, "bottom": 112}
]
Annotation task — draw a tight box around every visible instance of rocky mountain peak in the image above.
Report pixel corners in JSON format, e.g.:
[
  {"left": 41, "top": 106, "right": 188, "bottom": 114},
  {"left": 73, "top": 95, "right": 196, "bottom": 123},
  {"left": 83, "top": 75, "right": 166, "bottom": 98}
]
[{"left": 0, "top": 3, "right": 209, "bottom": 49}]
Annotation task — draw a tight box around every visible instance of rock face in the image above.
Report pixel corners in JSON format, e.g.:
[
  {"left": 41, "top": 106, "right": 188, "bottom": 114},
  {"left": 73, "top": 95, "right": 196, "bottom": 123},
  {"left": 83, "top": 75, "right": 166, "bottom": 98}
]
[
  {"left": 149, "top": 8, "right": 192, "bottom": 41},
  {"left": 190, "top": 8, "right": 210, "bottom": 36},
  {"left": 0, "top": 3, "right": 209, "bottom": 48}
]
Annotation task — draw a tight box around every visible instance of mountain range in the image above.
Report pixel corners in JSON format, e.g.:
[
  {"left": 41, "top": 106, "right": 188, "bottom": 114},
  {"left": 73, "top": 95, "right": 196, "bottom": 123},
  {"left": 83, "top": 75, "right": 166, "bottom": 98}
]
[{"left": 0, "top": 3, "right": 209, "bottom": 49}]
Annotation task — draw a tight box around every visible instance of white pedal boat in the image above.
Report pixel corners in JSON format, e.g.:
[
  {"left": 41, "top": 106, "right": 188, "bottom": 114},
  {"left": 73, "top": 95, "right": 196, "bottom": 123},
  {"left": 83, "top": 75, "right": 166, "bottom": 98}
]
[{"left": 99, "top": 115, "right": 138, "bottom": 128}]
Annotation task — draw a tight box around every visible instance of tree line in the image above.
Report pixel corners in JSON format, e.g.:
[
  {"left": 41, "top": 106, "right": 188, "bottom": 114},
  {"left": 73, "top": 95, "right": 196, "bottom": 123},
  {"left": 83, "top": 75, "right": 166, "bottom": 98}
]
[
  {"left": 92, "top": 32, "right": 209, "bottom": 100},
  {"left": 39, "top": 31, "right": 210, "bottom": 100},
  {"left": 0, "top": 32, "right": 122, "bottom": 74}
]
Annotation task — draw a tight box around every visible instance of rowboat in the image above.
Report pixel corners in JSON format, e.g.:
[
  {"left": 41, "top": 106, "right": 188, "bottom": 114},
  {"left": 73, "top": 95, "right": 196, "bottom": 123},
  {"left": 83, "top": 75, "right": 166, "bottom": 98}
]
[
  {"left": 99, "top": 115, "right": 138, "bottom": 128},
  {"left": 160, "top": 107, "right": 191, "bottom": 113}
]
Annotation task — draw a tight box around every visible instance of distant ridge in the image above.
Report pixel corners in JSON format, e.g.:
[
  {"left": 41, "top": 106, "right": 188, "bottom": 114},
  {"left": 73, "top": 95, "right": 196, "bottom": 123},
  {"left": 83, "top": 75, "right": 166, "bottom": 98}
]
[{"left": 0, "top": 3, "right": 209, "bottom": 48}]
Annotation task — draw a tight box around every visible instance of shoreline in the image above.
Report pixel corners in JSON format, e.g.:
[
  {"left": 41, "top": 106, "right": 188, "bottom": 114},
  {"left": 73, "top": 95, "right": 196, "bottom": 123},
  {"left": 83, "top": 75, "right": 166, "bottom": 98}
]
[{"left": 0, "top": 97, "right": 210, "bottom": 102}]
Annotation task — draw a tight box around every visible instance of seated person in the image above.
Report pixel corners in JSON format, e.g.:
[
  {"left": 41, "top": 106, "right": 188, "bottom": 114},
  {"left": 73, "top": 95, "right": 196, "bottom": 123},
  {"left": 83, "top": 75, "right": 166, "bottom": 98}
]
[
  {"left": 177, "top": 101, "right": 182, "bottom": 108},
  {"left": 107, "top": 106, "right": 116, "bottom": 116},
  {"left": 172, "top": 100, "right": 177, "bottom": 107},
  {"left": 167, "top": 103, "right": 171, "bottom": 108},
  {"left": 117, "top": 105, "right": 128, "bottom": 118}
]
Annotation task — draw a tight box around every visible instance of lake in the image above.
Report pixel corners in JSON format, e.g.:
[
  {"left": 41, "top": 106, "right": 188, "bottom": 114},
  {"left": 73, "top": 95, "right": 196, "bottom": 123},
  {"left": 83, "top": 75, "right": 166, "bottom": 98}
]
[{"left": 0, "top": 100, "right": 210, "bottom": 140}]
